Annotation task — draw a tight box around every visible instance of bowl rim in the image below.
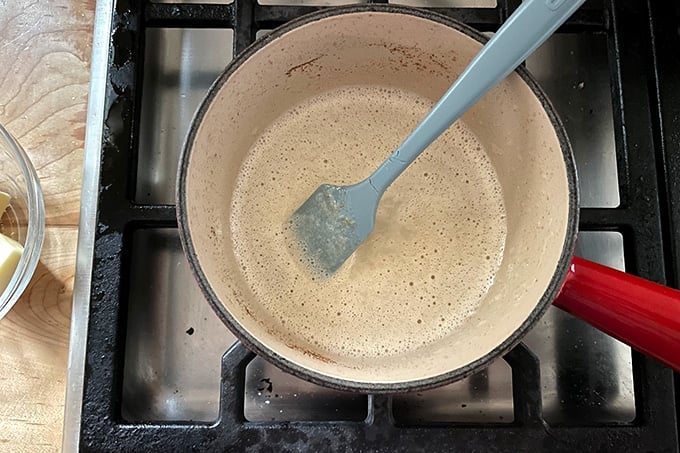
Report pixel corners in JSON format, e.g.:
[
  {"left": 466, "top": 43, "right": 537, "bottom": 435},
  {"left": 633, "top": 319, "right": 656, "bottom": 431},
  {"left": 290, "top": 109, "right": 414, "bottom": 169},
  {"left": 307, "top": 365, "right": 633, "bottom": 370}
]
[
  {"left": 177, "top": 4, "right": 579, "bottom": 393},
  {"left": 0, "top": 123, "right": 45, "bottom": 320}
]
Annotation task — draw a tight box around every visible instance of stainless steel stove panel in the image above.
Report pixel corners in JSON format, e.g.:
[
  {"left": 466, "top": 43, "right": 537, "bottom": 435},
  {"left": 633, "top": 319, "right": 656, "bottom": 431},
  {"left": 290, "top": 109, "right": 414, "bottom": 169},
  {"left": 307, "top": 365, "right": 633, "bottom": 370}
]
[
  {"left": 156, "top": 0, "right": 234, "bottom": 4},
  {"left": 389, "top": 0, "right": 496, "bottom": 8},
  {"left": 527, "top": 33, "right": 620, "bottom": 208},
  {"left": 393, "top": 358, "right": 514, "bottom": 424},
  {"left": 524, "top": 231, "right": 635, "bottom": 424},
  {"left": 244, "top": 357, "right": 368, "bottom": 421},
  {"left": 136, "top": 27, "right": 234, "bottom": 205},
  {"left": 122, "top": 228, "right": 235, "bottom": 422}
]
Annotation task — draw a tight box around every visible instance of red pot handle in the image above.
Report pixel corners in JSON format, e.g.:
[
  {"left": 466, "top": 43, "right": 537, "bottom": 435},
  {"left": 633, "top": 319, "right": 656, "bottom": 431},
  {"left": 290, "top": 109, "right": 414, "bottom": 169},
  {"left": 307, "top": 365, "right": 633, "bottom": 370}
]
[{"left": 554, "top": 256, "right": 680, "bottom": 372}]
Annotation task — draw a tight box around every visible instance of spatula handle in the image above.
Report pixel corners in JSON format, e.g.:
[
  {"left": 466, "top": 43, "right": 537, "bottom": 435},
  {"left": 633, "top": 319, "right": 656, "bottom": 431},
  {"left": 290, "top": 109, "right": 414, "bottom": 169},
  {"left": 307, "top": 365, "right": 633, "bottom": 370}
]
[{"left": 368, "top": 0, "right": 586, "bottom": 194}]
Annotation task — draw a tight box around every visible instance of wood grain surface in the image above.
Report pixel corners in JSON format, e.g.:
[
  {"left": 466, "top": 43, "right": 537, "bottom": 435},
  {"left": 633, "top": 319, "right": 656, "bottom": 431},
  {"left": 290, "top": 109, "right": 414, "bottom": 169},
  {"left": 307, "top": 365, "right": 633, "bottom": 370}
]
[{"left": 0, "top": 1, "right": 95, "bottom": 451}]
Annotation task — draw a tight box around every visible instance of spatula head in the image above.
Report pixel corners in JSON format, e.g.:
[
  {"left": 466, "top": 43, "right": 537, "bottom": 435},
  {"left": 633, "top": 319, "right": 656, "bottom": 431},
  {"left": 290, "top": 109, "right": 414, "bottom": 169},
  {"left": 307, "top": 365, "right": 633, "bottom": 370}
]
[{"left": 290, "top": 181, "right": 378, "bottom": 275}]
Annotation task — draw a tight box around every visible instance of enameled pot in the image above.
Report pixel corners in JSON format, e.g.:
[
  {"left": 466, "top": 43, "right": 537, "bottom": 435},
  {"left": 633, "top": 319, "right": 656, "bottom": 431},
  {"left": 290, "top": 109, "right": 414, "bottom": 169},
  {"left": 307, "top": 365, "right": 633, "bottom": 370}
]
[{"left": 177, "top": 5, "right": 680, "bottom": 393}]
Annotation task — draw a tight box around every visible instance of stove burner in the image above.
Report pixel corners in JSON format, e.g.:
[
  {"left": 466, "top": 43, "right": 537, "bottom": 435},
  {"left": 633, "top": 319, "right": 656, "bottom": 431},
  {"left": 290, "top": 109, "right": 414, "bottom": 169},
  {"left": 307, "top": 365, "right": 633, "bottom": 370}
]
[{"left": 69, "top": 0, "right": 680, "bottom": 451}]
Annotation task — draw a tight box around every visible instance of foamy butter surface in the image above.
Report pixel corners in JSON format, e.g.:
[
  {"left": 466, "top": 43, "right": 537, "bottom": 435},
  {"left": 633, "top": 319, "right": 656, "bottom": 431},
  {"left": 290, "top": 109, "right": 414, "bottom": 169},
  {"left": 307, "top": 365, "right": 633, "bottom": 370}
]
[{"left": 231, "top": 86, "right": 506, "bottom": 359}]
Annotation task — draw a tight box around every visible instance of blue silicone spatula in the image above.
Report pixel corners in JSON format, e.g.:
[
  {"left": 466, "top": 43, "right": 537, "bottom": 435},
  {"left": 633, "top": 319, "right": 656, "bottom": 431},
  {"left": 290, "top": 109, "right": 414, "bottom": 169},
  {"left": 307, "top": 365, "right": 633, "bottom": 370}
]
[{"left": 291, "top": 0, "right": 586, "bottom": 275}]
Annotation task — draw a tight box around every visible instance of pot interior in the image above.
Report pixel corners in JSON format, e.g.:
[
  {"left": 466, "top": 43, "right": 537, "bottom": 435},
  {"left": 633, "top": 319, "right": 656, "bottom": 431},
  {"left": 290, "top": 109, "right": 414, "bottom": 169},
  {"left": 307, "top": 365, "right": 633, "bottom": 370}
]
[{"left": 180, "top": 9, "right": 574, "bottom": 388}]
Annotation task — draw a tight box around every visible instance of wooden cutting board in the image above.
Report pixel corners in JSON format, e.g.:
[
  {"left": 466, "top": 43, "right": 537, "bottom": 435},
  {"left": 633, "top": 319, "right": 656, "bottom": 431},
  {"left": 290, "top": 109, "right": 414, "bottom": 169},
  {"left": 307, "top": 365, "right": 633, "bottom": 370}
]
[{"left": 0, "top": 1, "right": 95, "bottom": 451}]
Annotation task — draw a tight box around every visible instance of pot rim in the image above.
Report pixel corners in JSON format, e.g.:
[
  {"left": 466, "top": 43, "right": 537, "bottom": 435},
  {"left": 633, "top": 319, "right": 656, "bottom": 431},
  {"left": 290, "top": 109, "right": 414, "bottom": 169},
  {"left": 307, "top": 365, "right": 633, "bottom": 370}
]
[{"left": 177, "top": 4, "right": 580, "bottom": 393}]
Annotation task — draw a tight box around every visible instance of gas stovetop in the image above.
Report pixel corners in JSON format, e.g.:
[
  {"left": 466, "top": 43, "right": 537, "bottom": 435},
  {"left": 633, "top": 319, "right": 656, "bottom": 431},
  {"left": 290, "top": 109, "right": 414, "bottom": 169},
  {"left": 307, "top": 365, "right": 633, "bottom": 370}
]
[{"left": 64, "top": 0, "right": 680, "bottom": 451}]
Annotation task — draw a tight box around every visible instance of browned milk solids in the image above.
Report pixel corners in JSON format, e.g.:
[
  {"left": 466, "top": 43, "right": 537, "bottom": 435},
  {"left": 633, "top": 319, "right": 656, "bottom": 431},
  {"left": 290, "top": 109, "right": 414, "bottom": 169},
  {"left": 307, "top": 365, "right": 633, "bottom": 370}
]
[{"left": 231, "top": 86, "right": 506, "bottom": 359}]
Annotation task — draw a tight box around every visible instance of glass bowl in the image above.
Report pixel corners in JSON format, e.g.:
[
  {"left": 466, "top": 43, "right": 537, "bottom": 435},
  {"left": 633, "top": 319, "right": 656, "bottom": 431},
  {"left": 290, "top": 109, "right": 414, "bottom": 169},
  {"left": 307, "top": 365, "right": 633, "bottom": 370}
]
[{"left": 0, "top": 124, "right": 45, "bottom": 320}]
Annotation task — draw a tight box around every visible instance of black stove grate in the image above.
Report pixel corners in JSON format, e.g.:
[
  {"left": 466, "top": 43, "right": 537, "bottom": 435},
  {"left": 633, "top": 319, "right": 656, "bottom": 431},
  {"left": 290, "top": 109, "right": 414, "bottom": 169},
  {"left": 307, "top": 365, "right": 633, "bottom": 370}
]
[{"left": 81, "top": 0, "right": 680, "bottom": 451}]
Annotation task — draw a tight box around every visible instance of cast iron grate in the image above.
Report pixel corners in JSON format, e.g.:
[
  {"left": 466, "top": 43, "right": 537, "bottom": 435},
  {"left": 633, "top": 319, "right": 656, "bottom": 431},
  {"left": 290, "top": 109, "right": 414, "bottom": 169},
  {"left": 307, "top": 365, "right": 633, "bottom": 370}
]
[{"left": 80, "top": 0, "right": 679, "bottom": 451}]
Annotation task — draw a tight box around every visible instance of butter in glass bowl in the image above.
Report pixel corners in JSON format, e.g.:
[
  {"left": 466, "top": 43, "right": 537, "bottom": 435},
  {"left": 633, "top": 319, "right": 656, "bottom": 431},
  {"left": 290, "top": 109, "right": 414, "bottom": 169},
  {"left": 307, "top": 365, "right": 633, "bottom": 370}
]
[{"left": 0, "top": 124, "right": 45, "bottom": 320}]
